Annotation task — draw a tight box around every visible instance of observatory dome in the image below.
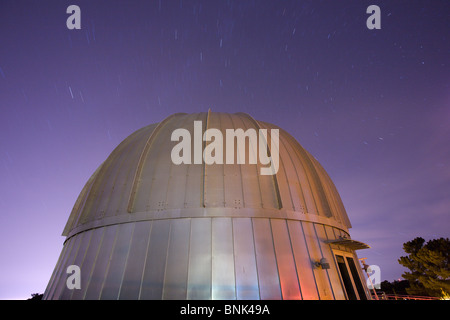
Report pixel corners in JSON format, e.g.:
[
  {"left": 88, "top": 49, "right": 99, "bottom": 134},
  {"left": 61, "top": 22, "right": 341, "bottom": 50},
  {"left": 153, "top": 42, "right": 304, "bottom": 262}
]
[{"left": 44, "top": 111, "right": 370, "bottom": 300}]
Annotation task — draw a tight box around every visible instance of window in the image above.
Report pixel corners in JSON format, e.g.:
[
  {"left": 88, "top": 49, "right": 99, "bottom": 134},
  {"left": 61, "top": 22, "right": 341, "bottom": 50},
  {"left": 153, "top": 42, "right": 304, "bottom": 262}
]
[
  {"left": 334, "top": 252, "right": 367, "bottom": 300},
  {"left": 336, "top": 255, "right": 357, "bottom": 300},
  {"left": 346, "top": 257, "right": 367, "bottom": 300}
]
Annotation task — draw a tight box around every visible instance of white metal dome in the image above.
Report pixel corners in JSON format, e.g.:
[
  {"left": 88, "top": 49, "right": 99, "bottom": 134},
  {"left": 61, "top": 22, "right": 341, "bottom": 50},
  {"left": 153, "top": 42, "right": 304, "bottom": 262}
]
[{"left": 44, "top": 111, "right": 370, "bottom": 300}]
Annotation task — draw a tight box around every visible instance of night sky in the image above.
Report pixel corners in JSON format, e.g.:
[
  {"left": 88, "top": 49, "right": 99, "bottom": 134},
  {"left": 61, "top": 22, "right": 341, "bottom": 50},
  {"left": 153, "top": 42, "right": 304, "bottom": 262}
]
[{"left": 0, "top": 0, "right": 449, "bottom": 299}]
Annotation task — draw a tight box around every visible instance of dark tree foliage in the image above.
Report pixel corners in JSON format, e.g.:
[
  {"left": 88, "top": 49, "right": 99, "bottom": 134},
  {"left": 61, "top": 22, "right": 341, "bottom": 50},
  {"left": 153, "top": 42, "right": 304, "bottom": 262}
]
[
  {"left": 380, "top": 279, "right": 410, "bottom": 295},
  {"left": 398, "top": 237, "right": 450, "bottom": 297},
  {"left": 28, "top": 293, "right": 43, "bottom": 300}
]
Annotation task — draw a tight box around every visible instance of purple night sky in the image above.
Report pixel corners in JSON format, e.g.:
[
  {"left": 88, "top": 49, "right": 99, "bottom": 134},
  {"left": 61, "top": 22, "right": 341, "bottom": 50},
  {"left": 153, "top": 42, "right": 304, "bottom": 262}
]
[{"left": 0, "top": 1, "right": 448, "bottom": 299}]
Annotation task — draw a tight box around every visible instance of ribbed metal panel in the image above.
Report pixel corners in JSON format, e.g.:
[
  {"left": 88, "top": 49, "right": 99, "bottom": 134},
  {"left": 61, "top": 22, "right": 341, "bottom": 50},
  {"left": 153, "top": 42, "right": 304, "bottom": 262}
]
[
  {"left": 44, "top": 112, "right": 368, "bottom": 300},
  {"left": 45, "top": 217, "right": 368, "bottom": 300}
]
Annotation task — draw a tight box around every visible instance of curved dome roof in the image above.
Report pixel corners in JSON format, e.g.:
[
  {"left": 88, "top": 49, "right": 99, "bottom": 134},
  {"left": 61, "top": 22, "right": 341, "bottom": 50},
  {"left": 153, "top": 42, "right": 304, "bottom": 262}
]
[{"left": 62, "top": 111, "right": 351, "bottom": 238}]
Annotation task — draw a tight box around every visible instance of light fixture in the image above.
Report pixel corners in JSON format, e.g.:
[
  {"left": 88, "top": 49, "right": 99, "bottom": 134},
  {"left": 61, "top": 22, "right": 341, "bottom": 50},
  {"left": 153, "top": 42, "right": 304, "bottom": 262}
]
[{"left": 314, "top": 258, "right": 330, "bottom": 269}]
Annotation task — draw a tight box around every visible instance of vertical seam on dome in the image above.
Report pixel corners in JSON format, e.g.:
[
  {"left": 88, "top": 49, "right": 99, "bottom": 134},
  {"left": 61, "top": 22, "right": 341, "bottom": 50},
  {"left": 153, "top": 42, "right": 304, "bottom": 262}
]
[
  {"left": 82, "top": 227, "right": 106, "bottom": 299},
  {"left": 98, "top": 225, "right": 119, "bottom": 299},
  {"left": 95, "top": 131, "right": 143, "bottom": 218},
  {"left": 312, "top": 159, "right": 351, "bottom": 229},
  {"left": 181, "top": 113, "right": 203, "bottom": 209},
  {"left": 202, "top": 110, "right": 211, "bottom": 208},
  {"left": 304, "top": 156, "right": 333, "bottom": 218},
  {"left": 77, "top": 126, "right": 149, "bottom": 227},
  {"left": 44, "top": 236, "right": 71, "bottom": 298},
  {"left": 250, "top": 218, "right": 261, "bottom": 299},
  {"left": 63, "top": 164, "right": 101, "bottom": 235},
  {"left": 313, "top": 223, "right": 336, "bottom": 299},
  {"left": 283, "top": 219, "right": 303, "bottom": 299},
  {"left": 227, "top": 113, "right": 246, "bottom": 208},
  {"left": 59, "top": 231, "right": 84, "bottom": 299},
  {"left": 279, "top": 133, "right": 308, "bottom": 213},
  {"left": 235, "top": 113, "right": 283, "bottom": 210},
  {"left": 127, "top": 113, "right": 184, "bottom": 213},
  {"left": 268, "top": 218, "right": 283, "bottom": 298},
  {"left": 274, "top": 131, "right": 296, "bottom": 211},
  {"left": 161, "top": 115, "right": 192, "bottom": 211},
  {"left": 99, "top": 138, "right": 139, "bottom": 220},
  {"left": 235, "top": 112, "right": 262, "bottom": 209},
  {"left": 230, "top": 217, "right": 237, "bottom": 299},
  {"left": 219, "top": 113, "right": 226, "bottom": 207},
  {"left": 312, "top": 160, "right": 343, "bottom": 224},
  {"left": 117, "top": 223, "right": 135, "bottom": 299},
  {"left": 185, "top": 218, "right": 192, "bottom": 299},
  {"left": 282, "top": 132, "right": 325, "bottom": 217},
  {"left": 69, "top": 229, "right": 94, "bottom": 299},
  {"left": 161, "top": 220, "right": 172, "bottom": 299},
  {"left": 298, "top": 221, "right": 321, "bottom": 298},
  {"left": 137, "top": 220, "right": 153, "bottom": 299}
]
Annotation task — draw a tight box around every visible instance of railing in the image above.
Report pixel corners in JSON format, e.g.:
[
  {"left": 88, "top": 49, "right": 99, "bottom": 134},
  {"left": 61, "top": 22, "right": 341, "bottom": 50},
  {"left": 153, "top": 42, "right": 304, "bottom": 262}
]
[{"left": 376, "top": 293, "right": 440, "bottom": 300}]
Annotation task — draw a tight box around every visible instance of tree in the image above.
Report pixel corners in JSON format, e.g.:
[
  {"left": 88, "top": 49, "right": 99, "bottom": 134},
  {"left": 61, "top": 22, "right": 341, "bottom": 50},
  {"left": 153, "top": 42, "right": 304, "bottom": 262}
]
[
  {"left": 380, "top": 279, "right": 410, "bottom": 295},
  {"left": 398, "top": 237, "right": 450, "bottom": 297},
  {"left": 28, "top": 293, "right": 43, "bottom": 300}
]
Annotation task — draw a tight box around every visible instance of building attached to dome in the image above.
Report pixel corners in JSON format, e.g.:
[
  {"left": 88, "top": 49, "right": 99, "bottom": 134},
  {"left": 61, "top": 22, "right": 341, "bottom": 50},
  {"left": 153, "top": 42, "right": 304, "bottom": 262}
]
[{"left": 43, "top": 111, "right": 370, "bottom": 300}]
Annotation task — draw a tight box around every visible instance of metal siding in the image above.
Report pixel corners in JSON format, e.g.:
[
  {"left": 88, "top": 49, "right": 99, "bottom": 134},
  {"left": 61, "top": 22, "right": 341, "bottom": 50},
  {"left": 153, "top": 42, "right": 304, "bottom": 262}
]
[
  {"left": 271, "top": 219, "right": 302, "bottom": 299},
  {"left": 282, "top": 133, "right": 316, "bottom": 215},
  {"left": 204, "top": 164, "right": 225, "bottom": 208},
  {"left": 203, "top": 112, "right": 225, "bottom": 208},
  {"left": 78, "top": 128, "right": 144, "bottom": 224},
  {"left": 71, "top": 227, "right": 104, "bottom": 299},
  {"left": 140, "top": 219, "right": 170, "bottom": 299},
  {"left": 166, "top": 162, "right": 189, "bottom": 209},
  {"left": 314, "top": 224, "right": 346, "bottom": 300},
  {"left": 64, "top": 229, "right": 93, "bottom": 300},
  {"left": 211, "top": 218, "right": 236, "bottom": 300},
  {"left": 223, "top": 114, "right": 244, "bottom": 209},
  {"left": 183, "top": 114, "right": 206, "bottom": 208},
  {"left": 252, "top": 120, "right": 283, "bottom": 209},
  {"left": 119, "top": 221, "right": 152, "bottom": 299},
  {"left": 53, "top": 232, "right": 83, "bottom": 299},
  {"left": 84, "top": 225, "right": 118, "bottom": 299},
  {"left": 132, "top": 127, "right": 166, "bottom": 212},
  {"left": 301, "top": 221, "right": 334, "bottom": 300},
  {"left": 279, "top": 134, "right": 306, "bottom": 213},
  {"left": 118, "top": 125, "right": 158, "bottom": 214},
  {"left": 100, "top": 223, "right": 134, "bottom": 299},
  {"left": 234, "top": 114, "right": 262, "bottom": 209},
  {"left": 241, "top": 162, "right": 263, "bottom": 208},
  {"left": 146, "top": 124, "right": 175, "bottom": 211},
  {"left": 252, "top": 218, "right": 282, "bottom": 300},
  {"left": 91, "top": 135, "right": 138, "bottom": 220},
  {"left": 257, "top": 164, "right": 280, "bottom": 210},
  {"left": 286, "top": 220, "right": 319, "bottom": 300},
  {"left": 233, "top": 218, "right": 260, "bottom": 299},
  {"left": 43, "top": 236, "right": 71, "bottom": 299},
  {"left": 187, "top": 218, "right": 212, "bottom": 299},
  {"left": 127, "top": 115, "right": 183, "bottom": 213},
  {"left": 147, "top": 115, "right": 191, "bottom": 211},
  {"left": 46, "top": 236, "right": 75, "bottom": 299},
  {"left": 302, "top": 150, "right": 332, "bottom": 218},
  {"left": 163, "top": 219, "right": 191, "bottom": 299},
  {"left": 99, "top": 133, "right": 145, "bottom": 218},
  {"left": 105, "top": 129, "right": 151, "bottom": 217},
  {"left": 270, "top": 136, "right": 294, "bottom": 211},
  {"left": 63, "top": 165, "right": 100, "bottom": 235}
]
